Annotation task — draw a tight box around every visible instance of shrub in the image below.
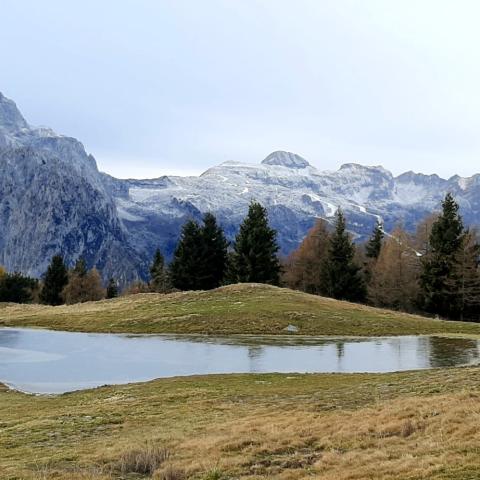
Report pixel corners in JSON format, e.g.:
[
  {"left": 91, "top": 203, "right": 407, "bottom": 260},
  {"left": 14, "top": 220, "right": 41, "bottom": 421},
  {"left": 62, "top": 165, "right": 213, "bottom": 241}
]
[
  {"left": 115, "top": 442, "right": 170, "bottom": 475},
  {"left": 63, "top": 268, "right": 105, "bottom": 304}
]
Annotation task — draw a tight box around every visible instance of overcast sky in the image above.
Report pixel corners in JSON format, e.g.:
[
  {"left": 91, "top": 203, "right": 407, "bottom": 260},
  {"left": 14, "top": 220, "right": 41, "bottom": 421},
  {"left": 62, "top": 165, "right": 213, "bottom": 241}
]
[{"left": 2, "top": 0, "right": 480, "bottom": 179}]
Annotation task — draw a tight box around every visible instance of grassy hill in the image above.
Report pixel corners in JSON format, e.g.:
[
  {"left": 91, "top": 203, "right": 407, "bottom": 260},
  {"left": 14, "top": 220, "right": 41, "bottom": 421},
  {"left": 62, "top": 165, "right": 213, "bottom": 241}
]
[{"left": 1, "top": 283, "right": 480, "bottom": 336}]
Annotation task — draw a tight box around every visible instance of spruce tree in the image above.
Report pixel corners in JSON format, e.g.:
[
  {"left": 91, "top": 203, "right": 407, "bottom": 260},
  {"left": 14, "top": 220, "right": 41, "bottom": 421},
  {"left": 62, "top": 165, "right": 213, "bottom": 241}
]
[
  {"left": 73, "top": 258, "right": 87, "bottom": 277},
  {"left": 366, "top": 221, "right": 384, "bottom": 259},
  {"left": 149, "top": 248, "right": 170, "bottom": 293},
  {"left": 320, "top": 209, "right": 366, "bottom": 302},
  {"left": 230, "top": 201, "right": 281, "bottom": 285},
  {"left": 420, "top": 193, "right": 465, "bottom": 319},
  {"left": 40, "top": 254, "right": 68, "bottom": 305},
  {"left": 199, "top": 212, "right": 228, "bottom": 289},
  {"left": 106, "top": 278, "right": 119, "bottom": 299},
  {"left": 451, "top": 231, "right": 480, "bottom": 320},
  {"left": 170, "top": 220, "right": 203, "bottom": 290}
]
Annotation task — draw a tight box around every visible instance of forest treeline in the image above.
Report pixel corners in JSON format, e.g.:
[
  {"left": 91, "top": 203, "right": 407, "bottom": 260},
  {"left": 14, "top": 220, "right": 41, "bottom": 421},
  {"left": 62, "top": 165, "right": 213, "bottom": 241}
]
[
  {"left": 284, "top": 193, "right": 480, "bottom": 321},
  {"left": 1, "top": 193, "right": 478, "bottom": 322}
]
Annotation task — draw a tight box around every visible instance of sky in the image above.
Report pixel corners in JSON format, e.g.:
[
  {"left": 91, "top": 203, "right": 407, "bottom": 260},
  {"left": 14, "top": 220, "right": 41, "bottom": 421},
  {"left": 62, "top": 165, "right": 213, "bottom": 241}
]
[{"left": 2, "top": 0, "right": 480, "bottom": 179}]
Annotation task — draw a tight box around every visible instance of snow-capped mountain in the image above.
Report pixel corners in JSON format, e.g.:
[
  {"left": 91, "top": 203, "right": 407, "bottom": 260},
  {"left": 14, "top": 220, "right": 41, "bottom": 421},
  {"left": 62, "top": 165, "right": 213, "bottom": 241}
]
[{"left": 1, "top": 91, "right": 480, "bottom": 281}]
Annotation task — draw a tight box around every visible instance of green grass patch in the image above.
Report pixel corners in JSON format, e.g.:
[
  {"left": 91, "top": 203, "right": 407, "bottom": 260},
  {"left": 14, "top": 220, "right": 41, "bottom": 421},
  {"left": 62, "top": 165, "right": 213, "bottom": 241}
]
[{"left": 1, "top": 283, "right": 480, "bottom": 337}]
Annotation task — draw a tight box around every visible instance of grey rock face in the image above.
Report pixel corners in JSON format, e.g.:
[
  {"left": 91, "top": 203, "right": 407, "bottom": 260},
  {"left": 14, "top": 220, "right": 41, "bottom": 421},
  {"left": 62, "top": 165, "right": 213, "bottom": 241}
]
[
  {"left": 2, "top": 91, "right": 480, "bottom": 282},
  {"left": 0, "top": 94, "right": 144, "bottom": 283},
  {"left": 261, "top": 151, "right": 310, "bottom": 169}
]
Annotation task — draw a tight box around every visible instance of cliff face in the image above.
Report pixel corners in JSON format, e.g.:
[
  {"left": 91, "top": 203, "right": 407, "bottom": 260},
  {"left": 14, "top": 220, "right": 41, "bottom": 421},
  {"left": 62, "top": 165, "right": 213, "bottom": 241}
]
[{"left": 0, "top": 93, "right": 144, "bottom": 283}]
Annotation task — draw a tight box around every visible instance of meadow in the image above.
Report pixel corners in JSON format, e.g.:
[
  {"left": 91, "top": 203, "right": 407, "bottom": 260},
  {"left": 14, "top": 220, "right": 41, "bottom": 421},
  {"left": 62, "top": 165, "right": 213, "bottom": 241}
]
[{"left": 2, "top": 284, "right": 480, "bottom": 479}]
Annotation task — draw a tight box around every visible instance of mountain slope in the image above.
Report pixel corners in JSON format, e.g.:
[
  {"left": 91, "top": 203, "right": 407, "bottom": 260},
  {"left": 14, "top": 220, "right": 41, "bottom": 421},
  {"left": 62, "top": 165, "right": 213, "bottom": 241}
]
[
  {"left": 0, "top": 93, "right": 144, "bottom": 283},
  {"left": 2, "top": 91, "right": 480, "bottom": 280},
  {"left": 114, "top": 151, "right": 480, "bottom": 258}
]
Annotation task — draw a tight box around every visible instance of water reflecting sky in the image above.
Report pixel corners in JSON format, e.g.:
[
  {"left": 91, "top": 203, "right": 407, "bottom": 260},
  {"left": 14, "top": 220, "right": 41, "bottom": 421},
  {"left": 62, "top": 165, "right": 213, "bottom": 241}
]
[{"left": 0, "top": 328, "right": 478, "bottom": 394}]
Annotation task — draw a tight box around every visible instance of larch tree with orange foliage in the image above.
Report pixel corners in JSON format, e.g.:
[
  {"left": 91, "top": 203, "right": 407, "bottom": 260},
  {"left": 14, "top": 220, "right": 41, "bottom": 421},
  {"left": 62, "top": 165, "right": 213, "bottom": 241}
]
[
  {"left": 368, "top": 226, "right": 421, "bottom": 312},
  {"left": 282, "top": 219, "right": 330, "bottom": 294}
]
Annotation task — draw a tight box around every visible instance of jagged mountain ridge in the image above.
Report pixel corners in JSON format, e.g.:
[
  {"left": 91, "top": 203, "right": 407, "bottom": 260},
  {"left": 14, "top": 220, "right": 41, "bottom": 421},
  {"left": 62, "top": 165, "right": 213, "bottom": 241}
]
[{"left": 1, "top": 91, "right": 480, "bottom": 281}]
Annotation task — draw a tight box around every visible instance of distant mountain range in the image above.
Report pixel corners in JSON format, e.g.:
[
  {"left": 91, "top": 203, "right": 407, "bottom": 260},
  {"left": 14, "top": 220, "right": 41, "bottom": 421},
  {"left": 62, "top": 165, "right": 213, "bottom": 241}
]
[{"left": 1, "top": 92, "right": 479, "bottom": 283}]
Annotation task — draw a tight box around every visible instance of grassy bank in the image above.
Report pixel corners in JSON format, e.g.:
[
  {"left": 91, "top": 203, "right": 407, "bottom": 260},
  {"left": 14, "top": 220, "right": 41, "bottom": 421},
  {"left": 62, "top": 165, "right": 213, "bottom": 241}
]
[
  {"left": 1, "top": 368, "right": 480, "bottom": 479},
  {"left": 2, "top": 283, "right": 480, "bottom": 337}
]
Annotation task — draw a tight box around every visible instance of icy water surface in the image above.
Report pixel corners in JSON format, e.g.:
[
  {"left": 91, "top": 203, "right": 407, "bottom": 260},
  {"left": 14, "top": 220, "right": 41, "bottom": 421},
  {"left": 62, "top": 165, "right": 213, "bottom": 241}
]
[{"left": 0, "top": 328, "right": 478, "bottom": 394}]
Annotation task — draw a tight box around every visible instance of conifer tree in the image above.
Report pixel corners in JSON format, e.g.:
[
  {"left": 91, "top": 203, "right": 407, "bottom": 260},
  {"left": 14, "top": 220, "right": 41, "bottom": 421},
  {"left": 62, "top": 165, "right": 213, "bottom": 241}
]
[
  {"left": 420, "top": 193, "right": 466, "bottom": 319},
  {"left": 229, "top": 201, "right": 281, "bottom": 285},
  {"left": 449, "top": 231, "right": 480, "bottom": 320},
  {"left": 199, "top": 212, "right": 228, "bottom": 289},
  {"left": 73, "top": 258, "right": 87, "bottom": 276},
  {"left": 366, "top": 221, "right": 384, "bottom": 259},
  {"left": 320, "top": 209, "right": 366, "bottom": 302},
  {"left": 149, "top": 248, "right": 170, "bottom": 293},
  {"left": 106, "top": 278, "right": 119, "bottom": 299},
  {"left": 40, "top": 254, "right": 68, "bottom": 305},
  {"left": 0, "top": 272, "right": 38, "bottom": 303},
  {"left": 170, "top": 220, "right": 203, "bottom": 290}
]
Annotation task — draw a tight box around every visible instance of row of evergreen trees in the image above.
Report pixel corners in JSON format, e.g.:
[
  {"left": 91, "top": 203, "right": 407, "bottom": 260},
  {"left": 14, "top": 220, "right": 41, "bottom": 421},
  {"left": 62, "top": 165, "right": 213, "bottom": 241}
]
[
  {"left": 284, "top": 192, "right": 480, "bottom": 321},
  {"left": 149, "top": 202, "right": 281, "bottom": 292},
  {"left": 0, "top": 256, "right": 119, "bottom": 306}
]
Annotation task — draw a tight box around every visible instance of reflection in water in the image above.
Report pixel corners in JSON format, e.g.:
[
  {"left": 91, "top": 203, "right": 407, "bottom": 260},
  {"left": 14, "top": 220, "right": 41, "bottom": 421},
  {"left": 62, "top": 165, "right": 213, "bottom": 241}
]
[
  {"left": 428, "top": 336, "right": 479, "bottom": 367},
  {"left": 0, "top": 328, "right": 479, "bottom": 395},
  {"left": 247, "top": 345, "right": 264, "bottom": 372}
]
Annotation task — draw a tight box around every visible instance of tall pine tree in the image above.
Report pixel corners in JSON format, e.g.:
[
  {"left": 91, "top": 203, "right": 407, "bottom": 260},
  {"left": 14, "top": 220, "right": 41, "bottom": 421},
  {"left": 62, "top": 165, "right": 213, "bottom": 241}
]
[
  {"left": 320, "top": 209, "right": 366, "bottom": 302},
  {"left": 366, "top": 221, "right": 384, "bottom": 259},
  {"left": 199, "top": 212, "right": 228, "bottom": 289},
  {"left": 420, "top": 193, "right": 465, "bottom": 319},
  {"left": 229, "top": 201, "right": 281, "bottom": 285},
  {"left": 149, "top": 248, "right": 170, "bottom": 293},
  {"left": 169, "top": 220, "right": 203, "bottom": 291},
  {"left": 40, "top": 254, "right": 68, "bottom": 305}
]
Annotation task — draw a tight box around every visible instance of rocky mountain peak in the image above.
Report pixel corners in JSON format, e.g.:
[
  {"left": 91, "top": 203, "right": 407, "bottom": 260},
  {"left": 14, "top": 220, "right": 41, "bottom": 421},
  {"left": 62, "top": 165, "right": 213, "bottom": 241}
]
[
  {"left": 261, "top": 151, "right": 310, "bottom": 169},
  {"left": 339, "top": 163, "right": 391, "bottom": 176},
  {"left": 0, "top": 92, "right": 29, "bottom": 132}
]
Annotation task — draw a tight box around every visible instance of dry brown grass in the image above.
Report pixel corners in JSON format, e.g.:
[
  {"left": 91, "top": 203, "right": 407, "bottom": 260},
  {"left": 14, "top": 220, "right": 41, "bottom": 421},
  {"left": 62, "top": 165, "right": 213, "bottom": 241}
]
[
  {"left": 153, "top": 464, "right": 186, "bottom": 480},
  {"left": 147, "top": 391, "right": 480, "bottom": 479},
  {"left": 3, "top": 369, "right": 480, "bottom": 479},
  {"left": 113, "top": 441, "right": 170, "bottom": 475}
]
